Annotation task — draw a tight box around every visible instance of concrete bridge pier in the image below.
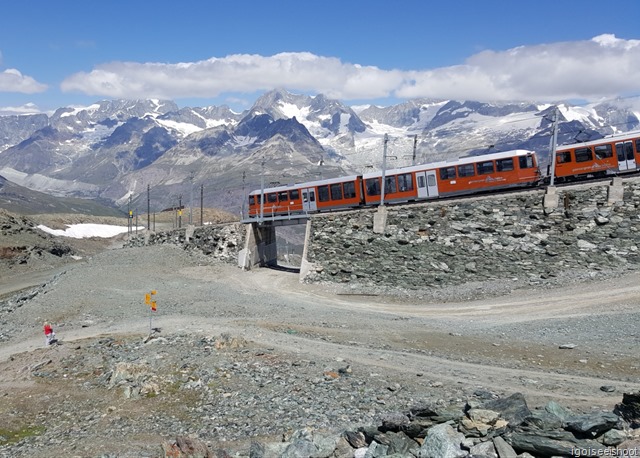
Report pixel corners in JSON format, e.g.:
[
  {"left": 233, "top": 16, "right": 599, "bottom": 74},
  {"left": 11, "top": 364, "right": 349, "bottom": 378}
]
[
  {"left": 237, "top": 223, "right": 277, "bottom": 270},
  {"left": 608, "top": 177, "right": 624, "bottom": 204},
  {"left": 543, "top": 186, "right": 559, "bottom": 214}
]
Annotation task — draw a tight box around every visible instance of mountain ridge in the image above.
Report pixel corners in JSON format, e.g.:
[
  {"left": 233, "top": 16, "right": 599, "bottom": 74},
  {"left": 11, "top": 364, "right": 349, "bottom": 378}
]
[{"left": 0, "top": 91, "right": 639, "bottom": 216}]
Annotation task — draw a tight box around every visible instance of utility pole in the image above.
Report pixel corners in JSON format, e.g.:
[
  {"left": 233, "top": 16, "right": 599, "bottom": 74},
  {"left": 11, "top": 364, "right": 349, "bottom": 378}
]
[
  {"left": 412, "top": 134, "right": 418, "bottom": 166},
  {"left": 241, "top": 171, "right": 246, "bottom": 220},
  {"left": 200, "top": 184, "right": 204, "bottom": 226},
  {"left": 380, "top": 134, "right": 389, "bottom": 206},
  {"left": 178, "top": 195, "right": 182, "bottom": 228},
  {"left": 147, "top": 184, "right": 150, "bottom": 231},
  {"left": 548, "top": 106, "right": 560, "bottom": 187},
  {"left": 260, "top": 157, "right": 265, "bottom": 222},
  {"left": 128, "top": 195, "right": 132, "bottom": 235},
  {"left": 189, "top": 172, "right": 194, "bottom": 225}
]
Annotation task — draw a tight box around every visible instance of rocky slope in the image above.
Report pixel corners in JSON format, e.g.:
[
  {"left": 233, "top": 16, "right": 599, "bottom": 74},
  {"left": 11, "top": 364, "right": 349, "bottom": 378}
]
[{"left": 1, "top": 215, "right": 640, "bottom": 457}]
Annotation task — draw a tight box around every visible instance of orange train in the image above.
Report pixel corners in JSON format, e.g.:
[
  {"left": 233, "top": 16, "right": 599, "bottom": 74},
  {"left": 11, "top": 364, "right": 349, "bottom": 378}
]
[
  {"left": 554, "top": 130, "right": 640, "bottom": 181},
  {"left": 248, "top": 149, "right": 540, "bottom": 218},
  {"left": 247, "top": 129, "right": 640, "bottom": 219}
]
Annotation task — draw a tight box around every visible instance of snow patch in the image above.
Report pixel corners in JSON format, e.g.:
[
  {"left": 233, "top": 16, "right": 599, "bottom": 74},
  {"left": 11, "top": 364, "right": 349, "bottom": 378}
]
[{"left": 37, "top": 224, "right": 140, "bottom": 239}]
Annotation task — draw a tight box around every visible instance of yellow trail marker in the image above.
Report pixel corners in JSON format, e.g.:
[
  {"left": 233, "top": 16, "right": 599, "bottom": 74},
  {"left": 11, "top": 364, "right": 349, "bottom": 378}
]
[{"left": 146, "top": 290, "right": 158, "bottom": 333}]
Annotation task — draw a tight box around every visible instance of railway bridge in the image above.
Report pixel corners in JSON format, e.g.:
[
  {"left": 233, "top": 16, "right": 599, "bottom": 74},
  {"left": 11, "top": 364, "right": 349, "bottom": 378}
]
[{"left": 130, "top": 177, "right": 637, "bottom": 291}]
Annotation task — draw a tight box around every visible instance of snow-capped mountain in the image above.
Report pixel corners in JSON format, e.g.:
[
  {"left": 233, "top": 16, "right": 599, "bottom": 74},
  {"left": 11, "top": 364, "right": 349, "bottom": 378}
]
[{"left": 0, "top": 90, "right": 639, "bottom": 215}]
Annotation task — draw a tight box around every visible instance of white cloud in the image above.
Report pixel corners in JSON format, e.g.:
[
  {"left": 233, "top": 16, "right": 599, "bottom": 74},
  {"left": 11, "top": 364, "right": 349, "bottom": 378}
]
[
  {"left": 60, "top": 35, "right": 640, "bottom": 103},
  {"left": 399, "top": 34, "right": 640, "bottom": 101},
  {"left": 61, "top": 52, "right": 405, "bottom": 101},
  {"left": 0, "top": 68, "right": 48, "bottom": 93},
  {"left": 0, "top": 102, "right": 45, "bottom": 115}
]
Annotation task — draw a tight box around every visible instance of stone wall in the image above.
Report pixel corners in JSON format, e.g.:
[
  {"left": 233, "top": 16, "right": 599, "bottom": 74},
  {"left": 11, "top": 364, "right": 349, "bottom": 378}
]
[
  {"left": 302, "top": 179, "right": 640, "bottom": 290},
  {"left": 125, "top": 223, "right": 244, "bottom": 264}
]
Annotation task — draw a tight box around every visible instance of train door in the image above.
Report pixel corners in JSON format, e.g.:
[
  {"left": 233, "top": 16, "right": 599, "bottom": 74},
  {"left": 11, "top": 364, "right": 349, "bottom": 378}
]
[
  {"left": 302, "top": 188, "right": 317, "bottom": 212},
  {"left": 416, "top": 170, "right": 439, "bottom": 199},
  {"left": 616, "top": 141, "right": 635, "bottom": 171}
]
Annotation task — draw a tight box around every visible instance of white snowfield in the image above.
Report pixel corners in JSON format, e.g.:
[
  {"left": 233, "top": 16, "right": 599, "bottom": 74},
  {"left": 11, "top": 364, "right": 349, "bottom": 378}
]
[{"left": 37, "top": 224, "right": 142, "bottom": 239}]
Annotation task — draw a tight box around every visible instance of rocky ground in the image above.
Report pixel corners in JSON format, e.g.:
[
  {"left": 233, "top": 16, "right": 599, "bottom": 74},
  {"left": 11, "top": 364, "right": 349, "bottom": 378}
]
[{"left": 1, "top": 211, "right": 640, "bottom": 457}]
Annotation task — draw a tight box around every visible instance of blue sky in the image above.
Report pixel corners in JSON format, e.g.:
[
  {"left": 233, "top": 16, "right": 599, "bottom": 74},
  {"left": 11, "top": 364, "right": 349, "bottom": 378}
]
[{"left": 1, "top": 0, "right": 640, "bottom": 114}]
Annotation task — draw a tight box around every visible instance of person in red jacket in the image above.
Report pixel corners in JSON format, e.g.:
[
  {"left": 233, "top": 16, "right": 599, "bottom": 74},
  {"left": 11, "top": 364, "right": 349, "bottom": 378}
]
[{"left": 44, "top": 322, "right": 56, "bottom": 346}]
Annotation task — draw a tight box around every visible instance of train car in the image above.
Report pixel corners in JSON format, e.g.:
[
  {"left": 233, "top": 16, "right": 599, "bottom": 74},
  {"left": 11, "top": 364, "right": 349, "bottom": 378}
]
[
  {"left": 554, "top": 130, "right": 640, "bottom": 181},
  {"left": 361, "top": 149, "right": 540, "bottom": 205},
  {"left": 247, "top": 175, "right": 365, "bottom": 218}
]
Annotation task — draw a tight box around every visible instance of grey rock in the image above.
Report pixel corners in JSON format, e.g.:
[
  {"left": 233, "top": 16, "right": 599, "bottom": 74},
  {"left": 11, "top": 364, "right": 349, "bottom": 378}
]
[
  {"left": 482, "top": 393, "right": 531, "bottom": 428},
  {"left": 564, "top": 412, "right": 620, "bottom": 436},
  {"left": 506, "top": 432, "right": 606, "bottom": 456},
  {"left": 469, "top": 440, "right": 498, "bottom": 458},
  {"left": 418, "top": 423, "right": 467, "bottom": 458},
  {"left": 492, "top": 436, "right": 517, "bottom": 458}
]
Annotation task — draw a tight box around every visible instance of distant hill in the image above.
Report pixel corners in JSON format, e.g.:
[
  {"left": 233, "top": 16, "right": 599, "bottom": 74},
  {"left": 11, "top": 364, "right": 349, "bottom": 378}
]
[{"left": 0, "top": 175, "right": 124, "bottom": 216}]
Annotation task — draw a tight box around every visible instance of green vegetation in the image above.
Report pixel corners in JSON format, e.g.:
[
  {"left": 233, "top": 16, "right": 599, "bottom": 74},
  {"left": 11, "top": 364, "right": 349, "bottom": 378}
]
[{"left": 0, "top": 425, "right": 45, "bottom": 446}]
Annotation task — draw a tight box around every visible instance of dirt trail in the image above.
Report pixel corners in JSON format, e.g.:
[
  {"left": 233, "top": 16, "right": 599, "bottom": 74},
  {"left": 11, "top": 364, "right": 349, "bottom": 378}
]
[{"left": 2, "top": 247, "right": 640, "bottom": 415}]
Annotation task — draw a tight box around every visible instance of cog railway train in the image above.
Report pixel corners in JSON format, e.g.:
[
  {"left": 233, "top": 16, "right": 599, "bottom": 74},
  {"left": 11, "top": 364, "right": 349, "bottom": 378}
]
[{"left": 247, "top": 130, "right": 640, "bottom": 219}]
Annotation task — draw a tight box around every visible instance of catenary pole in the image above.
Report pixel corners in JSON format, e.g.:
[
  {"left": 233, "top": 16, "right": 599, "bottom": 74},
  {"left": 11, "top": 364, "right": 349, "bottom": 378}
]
[
  {"left": 549, "top": 106, "right": 560, "bottom": 187},
  {"left": 412, "top": 134, "right": 417, "bottom": 166},
  {"left": 260, "top": 157, "right": 265, "bottom": 222},
  {"left": 147, "top": 184, "right": 150, "bottom": 231},
  {"left": 189, "top": 172, "right": 194, "bottom": 225},
  {"left": 380, "top": 134, "right": 389, "bottom": 206}
]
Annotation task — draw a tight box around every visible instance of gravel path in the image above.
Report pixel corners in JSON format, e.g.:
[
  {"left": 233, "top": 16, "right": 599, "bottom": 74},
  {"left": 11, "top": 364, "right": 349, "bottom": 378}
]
[{"left": 1, "top": 244, "right": 639, "bottom": 456}]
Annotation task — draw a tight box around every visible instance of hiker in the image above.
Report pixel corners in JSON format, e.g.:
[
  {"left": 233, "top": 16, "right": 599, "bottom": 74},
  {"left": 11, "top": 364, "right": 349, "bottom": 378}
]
[{"left": 44, "top": 322, "right": 56, "bottom": 346}]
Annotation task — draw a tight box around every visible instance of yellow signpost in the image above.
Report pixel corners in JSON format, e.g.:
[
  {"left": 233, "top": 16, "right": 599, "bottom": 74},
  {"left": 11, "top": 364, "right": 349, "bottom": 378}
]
[{"left": 145, "top": 290, "right": 157, "bottom": 332}]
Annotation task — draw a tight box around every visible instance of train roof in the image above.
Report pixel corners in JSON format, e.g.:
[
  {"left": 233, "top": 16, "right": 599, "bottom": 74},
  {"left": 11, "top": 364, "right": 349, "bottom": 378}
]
[
  {"left": 248, "top": 149, "right": 536, "bottom": 195},
  {"left": 557, "top": 130, "right": 640, "bottom": 150},
  {"left": 362, "top": 149, "right": 536, "bottom": 179}
]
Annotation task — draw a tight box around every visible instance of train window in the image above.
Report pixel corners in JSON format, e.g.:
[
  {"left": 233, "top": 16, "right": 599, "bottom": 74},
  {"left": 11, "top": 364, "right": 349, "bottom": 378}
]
[
  {"left": 417, "top": 175, "right": 426, "bottom": 188},
  {"left": 519, "top": 155, "right": 534, "bottom": 169},
  {"left": 496, "top": 158, "right": 514, "bottom": 172},
  {"left": 309, "top": 191, "right": 316, "bottom": 202},
  {"left": 278, "top": 191, "right": 288, "bottom": 201},
  {"left": 366, "top": 178, "right": 380, "bottom": 196},
  {"left": 330, "top": 183, "right": 343, "bottom": 200},
  {"left": 636, "top": 140, "right": 640, "bottom": 156},
  {"left": 439, "top": 167, "right": 456, "bottom": 180},
  {"left": 290, "top": 189, "right": 300, "bottom": 200},
  {"left": 249, "top": 196, "right": 255, "bottom": 205},
  {"left": 617, "top": 142, "right": 634, "bottom": 161},
  {"left": 595, "top": 144, "right": 613, "bottom": 159},
  {"left": 385, "top": 176, "right": 397, "bottom": 194},
  {"left": 267, "top": 193, "right": 277, "bottom": 203},
  {"left": 477, "top": 161, "right": 495, "bottom": 175},
  {"left": 343, "top": 181, "right": 356, "bottom": 198},
  {"left": 428, "top": 174, "right": 436, "bottom": 186},
  {"left": 557, "top": 152, "right": 572, "bottom": 163},
  {"left": 457, "top": 164, "right": 475, "bottom": 177},
  {"left": 318, "top": 185, "right": 330, "bottom": 202},
  {"left": 398, "top": 173, "right": 414, "bottom": 191},
  {"left": 575, "top": 148, "right": 593, "bottom": 163}
]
